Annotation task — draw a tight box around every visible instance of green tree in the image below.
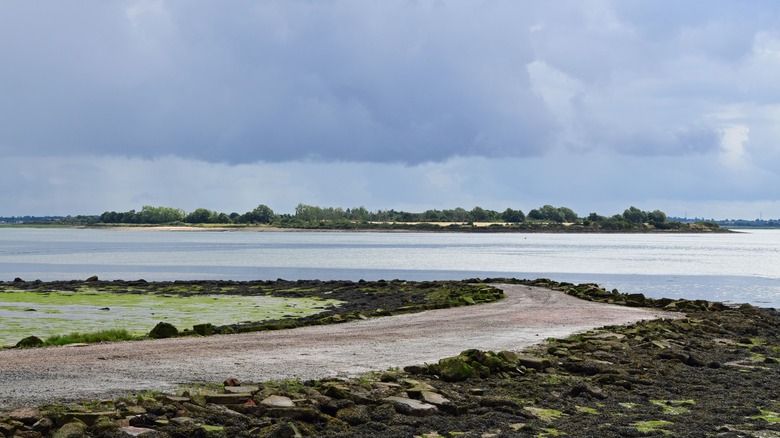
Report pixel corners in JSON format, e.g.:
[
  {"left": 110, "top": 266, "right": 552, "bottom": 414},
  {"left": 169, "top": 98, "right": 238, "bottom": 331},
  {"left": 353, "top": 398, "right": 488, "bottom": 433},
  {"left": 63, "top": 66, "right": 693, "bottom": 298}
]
[
  {"left": 527, "top": 209, "right": 543, "bottom": 221},
  {"left": 295, "top": 204, "right": 321, "bottom": 222},
  {"left": 137, "top": 206, "right": 185, "bottom": 224},
  {"left": 348, "top": 206, "right": 370, "bottom": 222},
  {"left": 539, "top": 205, "right": 565, "bottom": 222},
  {"left": 185, "top": 208, "right": 215, "bottom": 224},
  {"left": 501, "top": 208, "right": 525, "bottom": 223},
  {"left": 469, "top": 206, "right": 490, "bottom": 222},
  {"left": 587, "top": 212, "right": 606, "bottom": 222},
  {"left": 245, "top": 204, "right": 275, "bottom": 224},
  {"left": 648, "top": 209, "right": 667, "bottom": 224},
  {"left": 622, "top": 206, "right": 648, "bottom": 224},
  {"left": 557, "top": 207, "right": 579, "bottom": 223}
]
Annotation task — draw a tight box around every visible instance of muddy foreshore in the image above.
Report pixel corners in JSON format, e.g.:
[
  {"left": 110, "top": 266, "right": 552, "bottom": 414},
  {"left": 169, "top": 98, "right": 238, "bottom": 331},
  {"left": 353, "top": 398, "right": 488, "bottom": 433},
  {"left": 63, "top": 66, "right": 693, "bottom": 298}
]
[{"left": 1, "top": 279, "right": 779, "bottom": 437}]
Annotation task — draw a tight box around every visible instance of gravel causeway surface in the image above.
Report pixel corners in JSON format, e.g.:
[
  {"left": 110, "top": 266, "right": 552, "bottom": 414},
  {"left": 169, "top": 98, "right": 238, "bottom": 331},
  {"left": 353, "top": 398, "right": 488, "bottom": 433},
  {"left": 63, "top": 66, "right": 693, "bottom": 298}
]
[{"left": 0, "top": 285, "right": 675, "bottom": 410}]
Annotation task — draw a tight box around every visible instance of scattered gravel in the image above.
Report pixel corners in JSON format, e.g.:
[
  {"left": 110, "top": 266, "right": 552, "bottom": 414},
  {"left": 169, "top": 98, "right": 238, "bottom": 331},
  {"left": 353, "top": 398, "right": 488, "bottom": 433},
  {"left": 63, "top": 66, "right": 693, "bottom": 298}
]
[{"left": 0, "top": 285, "right": 675, "bottom": 411}]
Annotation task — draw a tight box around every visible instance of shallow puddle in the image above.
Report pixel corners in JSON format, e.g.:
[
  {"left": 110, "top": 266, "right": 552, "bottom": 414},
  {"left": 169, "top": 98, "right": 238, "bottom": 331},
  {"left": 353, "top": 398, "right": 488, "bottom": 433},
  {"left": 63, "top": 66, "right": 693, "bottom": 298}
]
[{"left": 0, "top": 290, "right": 341, "bottom": 345}]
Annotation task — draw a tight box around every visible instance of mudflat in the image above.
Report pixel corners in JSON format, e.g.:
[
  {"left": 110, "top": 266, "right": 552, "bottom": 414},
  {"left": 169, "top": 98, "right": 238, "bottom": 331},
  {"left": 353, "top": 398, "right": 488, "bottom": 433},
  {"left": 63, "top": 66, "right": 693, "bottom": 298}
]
[{"left": 0, "top": 285, "right": 673, "bottom": 410}]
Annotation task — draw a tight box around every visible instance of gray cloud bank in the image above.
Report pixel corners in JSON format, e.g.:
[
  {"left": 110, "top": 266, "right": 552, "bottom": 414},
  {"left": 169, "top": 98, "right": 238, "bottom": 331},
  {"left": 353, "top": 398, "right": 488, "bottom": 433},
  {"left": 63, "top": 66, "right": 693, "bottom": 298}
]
[
  {"left": 2, "top": 1, "right": 778, "bottom": 166},
  {"left": 2, "top": 1, "right": 780, "bottom": 219}
]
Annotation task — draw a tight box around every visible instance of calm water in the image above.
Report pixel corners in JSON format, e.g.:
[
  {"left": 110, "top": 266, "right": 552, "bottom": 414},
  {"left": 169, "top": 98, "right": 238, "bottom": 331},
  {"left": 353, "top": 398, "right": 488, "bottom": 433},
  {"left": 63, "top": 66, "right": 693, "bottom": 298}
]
[{"left": 1, "top": 228, "right": 779, "bottom": 307}]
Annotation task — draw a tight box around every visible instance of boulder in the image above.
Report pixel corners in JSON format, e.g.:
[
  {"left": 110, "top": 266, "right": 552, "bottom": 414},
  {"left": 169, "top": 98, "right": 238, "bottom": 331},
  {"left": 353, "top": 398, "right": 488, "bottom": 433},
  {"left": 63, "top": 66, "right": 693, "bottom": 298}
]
[
  {"left": 624, "top": 293, "right": 646, "bottom": 306},
  {"left": 438, "top": 356, "right": 479, "bottom": 382},
  {"left": 193, "top": 324, "right": 213, "bottom": 336},
  {"left": 16, "top": 336, "right": 44, "bottom": 348},
  {"left": 9, "top": 407, "right": 42, "bottom": 425},
  {"left": 204, "top": 393, "right": 252, "bottom": 405},
  {"left": 260, "top": 395, "right": 295, "bottom": 408},
  {"left": 517, "top": 355, "right": 551, "bottom": 371},
  {"left": 384, "top": 396, "right": 438, "bottom": 416},
  {"left": 148, "top": 322, "right": 178, "bottom": 339},
  {"left": 52, "top": 421, "right": 87, "bottom": 438},
  {"left": 335, "top": 405, "right": 371, "bottom": 425},
  {"left": 89, "top": 416, "right": 119, "bottom": 436}
]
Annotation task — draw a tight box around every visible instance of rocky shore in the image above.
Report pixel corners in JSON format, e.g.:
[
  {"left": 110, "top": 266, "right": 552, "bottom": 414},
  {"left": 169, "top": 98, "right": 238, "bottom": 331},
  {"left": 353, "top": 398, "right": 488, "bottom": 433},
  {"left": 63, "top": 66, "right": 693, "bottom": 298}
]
[{"left": 2, "top": 281, "right": 779, "bottom": 437}]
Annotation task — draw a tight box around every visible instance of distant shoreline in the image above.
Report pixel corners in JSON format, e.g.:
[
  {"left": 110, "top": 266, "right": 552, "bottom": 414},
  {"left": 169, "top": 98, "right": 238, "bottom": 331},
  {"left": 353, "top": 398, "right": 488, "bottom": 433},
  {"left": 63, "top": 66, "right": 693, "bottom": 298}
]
[{"left": 0, "top": 223, "right": 735, "bottom": 233}]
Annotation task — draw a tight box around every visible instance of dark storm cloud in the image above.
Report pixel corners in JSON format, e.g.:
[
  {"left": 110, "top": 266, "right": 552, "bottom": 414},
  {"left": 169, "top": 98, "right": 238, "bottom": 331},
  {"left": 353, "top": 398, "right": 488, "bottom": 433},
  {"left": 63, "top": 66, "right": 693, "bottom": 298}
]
[
  {"left": 2, "top": 1, "right": 780, "bottom": 167},
  {"left": 0, "top": 1, "right": 557, "bottom": 164}
]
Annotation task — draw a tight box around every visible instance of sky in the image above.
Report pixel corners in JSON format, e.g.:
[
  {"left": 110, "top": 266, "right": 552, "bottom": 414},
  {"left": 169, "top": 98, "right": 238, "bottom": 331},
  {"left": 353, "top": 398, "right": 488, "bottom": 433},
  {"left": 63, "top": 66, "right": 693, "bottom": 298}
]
[{"left": 1, "top": 1, "right": 779, "bottom": 220}]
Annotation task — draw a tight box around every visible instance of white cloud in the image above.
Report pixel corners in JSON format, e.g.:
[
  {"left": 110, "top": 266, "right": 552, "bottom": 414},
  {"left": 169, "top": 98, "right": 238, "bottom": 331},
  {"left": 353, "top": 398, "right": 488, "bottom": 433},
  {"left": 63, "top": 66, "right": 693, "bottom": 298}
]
[{"left": 719, "top": 125, "right": 750, "bottom": 169}]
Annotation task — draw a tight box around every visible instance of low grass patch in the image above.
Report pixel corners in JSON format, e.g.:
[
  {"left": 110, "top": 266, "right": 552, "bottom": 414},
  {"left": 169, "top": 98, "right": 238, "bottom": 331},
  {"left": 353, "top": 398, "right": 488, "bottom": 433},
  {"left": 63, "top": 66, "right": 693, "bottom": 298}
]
[{"left": 44, "top": 329, "right": 136, "bottom": 346}]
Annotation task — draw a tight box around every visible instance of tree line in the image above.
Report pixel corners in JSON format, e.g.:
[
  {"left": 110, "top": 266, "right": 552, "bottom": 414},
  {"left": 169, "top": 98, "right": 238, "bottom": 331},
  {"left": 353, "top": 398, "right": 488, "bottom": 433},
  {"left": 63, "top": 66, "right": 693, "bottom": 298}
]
[{"left": 95, "top": 204, "right": 677, "bottom": 229}]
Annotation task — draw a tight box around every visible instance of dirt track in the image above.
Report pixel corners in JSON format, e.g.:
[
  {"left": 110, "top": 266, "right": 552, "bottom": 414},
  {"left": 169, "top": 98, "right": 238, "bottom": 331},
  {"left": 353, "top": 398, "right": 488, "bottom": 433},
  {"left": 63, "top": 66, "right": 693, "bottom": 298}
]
[{"left": 0, "top": 285, "right": 675, "bottom": 410}]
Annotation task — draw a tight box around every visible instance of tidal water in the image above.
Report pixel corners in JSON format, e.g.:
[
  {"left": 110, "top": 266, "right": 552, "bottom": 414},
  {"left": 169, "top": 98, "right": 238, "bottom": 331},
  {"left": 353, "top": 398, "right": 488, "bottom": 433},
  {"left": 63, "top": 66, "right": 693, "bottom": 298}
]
[{"left": 0, "top": 228, "right": 778, "bottom": 307}]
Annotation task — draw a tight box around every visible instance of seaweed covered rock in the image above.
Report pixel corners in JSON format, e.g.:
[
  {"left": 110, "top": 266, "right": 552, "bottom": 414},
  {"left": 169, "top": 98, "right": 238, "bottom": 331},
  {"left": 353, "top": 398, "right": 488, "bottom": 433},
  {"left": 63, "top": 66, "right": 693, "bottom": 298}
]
[
  {"left": 433, "top": 349, "right": 524, "bottom": 381},
  {"left": 16, "top": 335, "right": 44, "bottom": 348},
  {"left": 148, "top": 322, "right": 179, "bottom": 339}
]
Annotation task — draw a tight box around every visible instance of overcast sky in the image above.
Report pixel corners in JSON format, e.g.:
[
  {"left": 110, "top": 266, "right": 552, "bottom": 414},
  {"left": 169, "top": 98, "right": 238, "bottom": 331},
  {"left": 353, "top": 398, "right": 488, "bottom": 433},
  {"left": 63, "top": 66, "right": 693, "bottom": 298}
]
[{"left": 2, "top": 1, "right": 779, "bottom": 219}]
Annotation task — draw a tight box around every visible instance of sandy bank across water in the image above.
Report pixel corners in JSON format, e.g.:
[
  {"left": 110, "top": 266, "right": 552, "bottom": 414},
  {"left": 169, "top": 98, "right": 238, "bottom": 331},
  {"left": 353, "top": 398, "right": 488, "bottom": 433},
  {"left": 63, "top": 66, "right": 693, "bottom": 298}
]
[{"left": 0, "top": 285, "right": 676, "bottom": 410}]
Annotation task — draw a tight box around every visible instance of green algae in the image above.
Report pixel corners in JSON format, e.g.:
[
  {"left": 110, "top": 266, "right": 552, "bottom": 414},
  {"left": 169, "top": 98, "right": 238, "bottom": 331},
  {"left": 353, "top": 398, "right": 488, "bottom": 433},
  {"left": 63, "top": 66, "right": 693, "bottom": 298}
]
[
  {"left": 0, "top": 289, "right": 341, "bottom": 345},
  {"left": 752, "top": 409, "right": 780, "bottom": 423},
  {"left": 650, "top": 399, "right": 695, "bottom": 415},
  {"left": 524, "top": 407, "right": 565, "bottom": 423},
  {"left": 633, "top": 420, "right": 674, "bottom": 434},
  {"left": 575, "top": 406, "right": 599, "bottom": 415}
]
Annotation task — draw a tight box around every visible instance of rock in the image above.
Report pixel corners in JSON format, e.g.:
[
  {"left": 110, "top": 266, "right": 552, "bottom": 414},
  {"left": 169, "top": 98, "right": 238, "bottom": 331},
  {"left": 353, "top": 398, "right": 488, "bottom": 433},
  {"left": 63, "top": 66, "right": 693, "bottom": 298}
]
[
  {"left": 517, "top": 356, "right": 551, "bottom": 371},
  {"left": 252, "top": 420, "right": 312, "bottom": 438},
  {"left": 0, "top": 422, "right": 17, "bottom": 436},
  {"left": 204, "top": 393, "right": 252, "bottom": 405},
  {"left": 193, "top": 324, "right": 213, "bottom": 336},
  {"left": 223, "top": 385, "right": 259, "bottom": 394},
  {"left": 148, "top": 322, "right": 178, "bottom": 339},
  {"left": 260, "top": 395, "right": 295, "bottom": 408},
  {"left": 321, "top": 382, "right": 352, "bottom": 399},
  {"left": 384, "top": 396, "right": 438, "bottom": 416},
  {"left": 32, "top": 417, "right": 54, "bottom": 434},
  {"left": 162, "top": 396, "right": 190, "bottom": 404},
  {"left": 89, "top": 416, "right": 119, "bottom": 435},
  {"left": 169, "top": 417, "right": 197, "bottom": 427},
  {"left": 52, "top": 421, "right": 87, "bottom": 438},
  {"left": 223, "top": 377, "right": 240, "bottom": 386},
  {"left": 569, "top": 383, "right": 607, "bottom": 400},
  {"left": 266, "top": 407, "right": 321, "bottom": 421},
  {"left": 438, "top": 356, "right": 478, "bottom": 382},
  {"left": 16, "top": 336, "right": 44, "bottom": 348},
  {"left": 420, "top": 391, "right": 451, "bottom": 406},
  {"left": 14, "top": 431, "right": 44, "bottom": 438},
  {"left": 62, "top": 411, "right": 117, "bottom": 426},
  {"left": 119, "top": 425, "right": 169, "bottom": 437},
  {"left": 479, "top": 396, "right": 521, "bottom": 410},
  {"left": 9, "top": 407, "right": 42, "bottom": 425},
  {"left": 624, "top": 293, "right": 646, "bottom": 306},
  {"left": 86, "top": 275, "right": 99, "bottom": 282},
  {"left": 336, "top": 405, "right": 371, "bottom": 425},
  {"left": 198, "top": 425, "right": 226, "bottom": 438}
]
